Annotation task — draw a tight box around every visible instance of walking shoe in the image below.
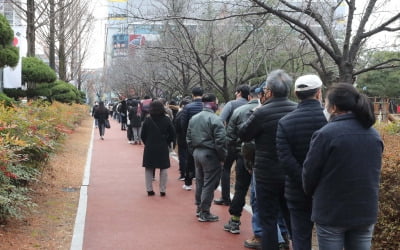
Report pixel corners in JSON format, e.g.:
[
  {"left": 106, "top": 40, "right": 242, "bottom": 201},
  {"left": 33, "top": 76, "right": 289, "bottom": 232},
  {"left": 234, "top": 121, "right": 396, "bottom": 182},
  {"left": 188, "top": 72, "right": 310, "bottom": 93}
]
[
  {"left": 198, "top": 212, "right": 219, "bottom": 222},
  {"left": 147, "top": 191, "right": 155, "bottom": 196},
  {"left": 196, "top": 207, "right": 201, "bottom": 217},
  {"left": 214, "top": 198, "right": 231, "bottom": 206},
  {"left": 223, "top": 219, "right": 241, "bottom": 234},
  {"left": 178, "top": 175, "right": 185, "bottom": 181},
  {"left": 278, "top": 242, "right": 290, "bottom": 250},
  {"left": 182, "top": 184, "right": 192, "bottom": 191},
  {"left": 244, "top": 235, "right": 261, "bottom": 249}
]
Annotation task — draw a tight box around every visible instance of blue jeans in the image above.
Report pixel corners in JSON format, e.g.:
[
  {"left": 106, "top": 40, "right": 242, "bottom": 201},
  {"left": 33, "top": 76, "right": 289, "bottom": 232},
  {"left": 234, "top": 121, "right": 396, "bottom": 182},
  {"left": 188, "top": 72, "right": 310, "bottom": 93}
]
[
  {"left": 316, "top": 224, "right": 374, "bottom": 250},
  {"left": 250, "top": 173, "right": 285, "bottom": 244}
]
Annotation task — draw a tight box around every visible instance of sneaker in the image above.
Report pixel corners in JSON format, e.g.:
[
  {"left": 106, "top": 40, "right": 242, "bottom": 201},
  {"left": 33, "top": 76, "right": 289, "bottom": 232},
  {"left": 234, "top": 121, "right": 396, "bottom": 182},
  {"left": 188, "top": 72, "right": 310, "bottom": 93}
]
[
  {"left": 196, "top": 207, "right": 201, "bottom": 217},
  {"left": 214, "top": 198, "right": 231, "bottom": 206},
  {"left": 198, "top": 212, "right": 219, "bottom": 222},
  {"left": 178, "top": 176, "right": 185, "bottom": 181},
  {"left": 182, "top": 184, "right": 192, "bottom": 191},
  {"left": 278, "top": 242, "right": 290, "bottom": 250},
  {"left": 244, "top": 235, "right": 261, "bottom": 249},
  {"left": 223, "top": 219, "right": 241, "bottom": 234}
]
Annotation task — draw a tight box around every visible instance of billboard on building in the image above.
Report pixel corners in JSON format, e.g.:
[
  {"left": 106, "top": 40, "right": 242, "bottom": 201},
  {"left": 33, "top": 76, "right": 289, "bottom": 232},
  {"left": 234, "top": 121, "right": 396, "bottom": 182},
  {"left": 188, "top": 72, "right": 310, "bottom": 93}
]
[
  {"left": 3, "top": 26, "right": 26, "bottom": 89},
  {"left": 112, "top": 33, "right": 128, "bottom": 57}
]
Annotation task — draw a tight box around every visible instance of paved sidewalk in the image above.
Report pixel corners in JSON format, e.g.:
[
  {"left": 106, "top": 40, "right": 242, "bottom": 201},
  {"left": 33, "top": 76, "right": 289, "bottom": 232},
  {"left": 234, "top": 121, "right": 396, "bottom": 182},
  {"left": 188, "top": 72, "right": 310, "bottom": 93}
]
[{"left": 71, "top": 119, "right": 254, "bottom": 250}]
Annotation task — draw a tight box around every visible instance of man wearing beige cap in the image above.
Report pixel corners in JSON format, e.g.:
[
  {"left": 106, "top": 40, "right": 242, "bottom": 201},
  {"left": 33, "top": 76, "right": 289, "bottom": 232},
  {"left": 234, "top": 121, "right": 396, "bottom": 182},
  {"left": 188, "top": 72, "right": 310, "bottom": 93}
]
[{"left": 276, "top": 74, "right": 327, "bottom": 250}]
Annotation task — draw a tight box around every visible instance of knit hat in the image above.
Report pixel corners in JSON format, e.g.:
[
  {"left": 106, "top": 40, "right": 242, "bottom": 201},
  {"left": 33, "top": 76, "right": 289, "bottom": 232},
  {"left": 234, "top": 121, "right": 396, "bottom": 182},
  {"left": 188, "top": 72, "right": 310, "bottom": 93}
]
[{"left": 294, "top": 75, "right": 322, "bottom": 92}]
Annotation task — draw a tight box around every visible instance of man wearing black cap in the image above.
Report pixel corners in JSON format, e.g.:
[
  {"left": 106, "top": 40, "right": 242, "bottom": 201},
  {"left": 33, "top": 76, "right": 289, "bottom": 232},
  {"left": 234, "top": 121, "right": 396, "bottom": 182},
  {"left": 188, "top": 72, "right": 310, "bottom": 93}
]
[{"left": 276, "top": 74, "right": 327, "bottom": 250}]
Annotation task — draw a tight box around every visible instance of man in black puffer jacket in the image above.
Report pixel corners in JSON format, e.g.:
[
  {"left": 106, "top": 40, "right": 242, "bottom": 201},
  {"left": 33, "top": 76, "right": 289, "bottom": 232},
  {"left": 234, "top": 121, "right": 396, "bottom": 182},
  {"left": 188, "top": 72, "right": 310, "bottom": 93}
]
[
  {"left": 239, "top": 69, "right": 297, "bottom": 250},
  {"left": 276, "top": 75, "right": 327, "bottom": 250}
]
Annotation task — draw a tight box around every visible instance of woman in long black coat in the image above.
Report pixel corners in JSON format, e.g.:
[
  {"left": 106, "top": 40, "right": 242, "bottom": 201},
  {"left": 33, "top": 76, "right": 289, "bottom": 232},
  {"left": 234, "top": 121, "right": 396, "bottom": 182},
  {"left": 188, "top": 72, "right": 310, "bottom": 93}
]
[{"left": 141, "top": 100, "right": 176, "bottom": 196}]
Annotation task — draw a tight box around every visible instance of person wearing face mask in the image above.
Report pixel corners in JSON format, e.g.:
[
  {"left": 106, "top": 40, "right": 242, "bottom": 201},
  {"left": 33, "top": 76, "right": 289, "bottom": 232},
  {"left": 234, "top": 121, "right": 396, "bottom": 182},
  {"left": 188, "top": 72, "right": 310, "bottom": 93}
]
[
  {"left": 276, "top": 74, "right": 327, "bottom": 250},
  {"left": 302, "top": 83, "right": 383, "bottom": 250},
  {"left": 186, "top": 93, "right": 227, "bottom": 222},
  {"left": 239, "top": 69, "right": 297, "bottom": 250}
]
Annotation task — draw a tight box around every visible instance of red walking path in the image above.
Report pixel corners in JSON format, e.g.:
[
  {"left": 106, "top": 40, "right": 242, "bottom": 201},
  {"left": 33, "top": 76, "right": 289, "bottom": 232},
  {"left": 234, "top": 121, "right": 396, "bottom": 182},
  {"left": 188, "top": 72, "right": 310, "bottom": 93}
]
[{"left": 70, "top": 119, "right": 253, "bottom": 250}]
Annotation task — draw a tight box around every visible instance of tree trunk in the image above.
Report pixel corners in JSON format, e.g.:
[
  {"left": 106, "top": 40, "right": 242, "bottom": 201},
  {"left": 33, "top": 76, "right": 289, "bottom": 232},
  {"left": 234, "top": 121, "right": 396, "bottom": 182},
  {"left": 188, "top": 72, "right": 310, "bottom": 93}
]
[
  {"left": 49, "top": 0, "right": 56, "bottom": 70},
  {"left": 338, "top": 61, "right": 354, "bottom": 84},
  {"left": 58, "top": 0, "right": 66, "bottom": 81},
  {"left": 26, "top": 0, "right": 35, "bottom": 56}
]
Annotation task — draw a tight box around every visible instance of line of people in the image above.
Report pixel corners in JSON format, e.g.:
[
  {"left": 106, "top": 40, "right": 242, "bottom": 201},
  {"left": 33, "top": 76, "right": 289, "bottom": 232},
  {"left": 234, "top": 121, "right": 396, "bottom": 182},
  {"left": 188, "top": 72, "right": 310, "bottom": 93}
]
[{"left": 92, "top": 68, "right": 383, "bottom": 250}]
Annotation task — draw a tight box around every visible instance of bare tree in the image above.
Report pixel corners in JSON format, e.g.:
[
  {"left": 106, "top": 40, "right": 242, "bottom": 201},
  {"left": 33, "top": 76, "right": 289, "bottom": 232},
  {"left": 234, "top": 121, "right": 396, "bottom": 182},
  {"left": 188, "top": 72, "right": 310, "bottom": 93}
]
[
  {"left": 36, "top": 0, "right": 94, "bottom": 83},
  {"left": 9, "top": 0, "right": 49, "bottom": 56},
  {"left": 248, "top": 0, "right": 400, "bottom": 84}
]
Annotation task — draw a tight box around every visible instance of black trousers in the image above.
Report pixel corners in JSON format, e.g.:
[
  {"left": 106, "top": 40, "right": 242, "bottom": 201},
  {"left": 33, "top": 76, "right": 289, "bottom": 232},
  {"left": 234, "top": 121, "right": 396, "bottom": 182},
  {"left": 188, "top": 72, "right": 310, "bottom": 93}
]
[
  {"left": 219, "top": 147, "right": 237, "bottom": 201},
  {"left": 287, "top": 199, "right": 313, "bottom": 250},
  {"left": 228, "top": 154, "right": 252, "bottom": 217},
  {"left": 184, "top": 149, "right": 195, "bottom": 186},
  {"left": 254, "top": 169, "right": 291, "bottom": 250}
]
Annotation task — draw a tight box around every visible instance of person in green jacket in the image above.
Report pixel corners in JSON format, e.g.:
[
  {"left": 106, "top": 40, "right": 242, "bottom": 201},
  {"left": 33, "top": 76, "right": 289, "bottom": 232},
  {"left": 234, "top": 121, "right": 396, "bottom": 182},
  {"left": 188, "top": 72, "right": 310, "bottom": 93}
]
[{"left": 186, "top": 93, "right": 227, "bottom": 222}]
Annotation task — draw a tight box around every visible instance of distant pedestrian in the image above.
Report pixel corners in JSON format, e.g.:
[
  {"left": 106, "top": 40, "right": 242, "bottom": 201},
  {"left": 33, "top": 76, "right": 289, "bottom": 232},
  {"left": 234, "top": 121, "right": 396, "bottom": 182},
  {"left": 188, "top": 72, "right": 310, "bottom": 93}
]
[
  {"left": 186, "top": 93, "right": 226, "bottom": 222},
  {"left": 93, "top": 101, "right": 110, "bottom": 140},
  {"left": 118, "top": 98, "right": 128, "bottom": 130},
  {"left": 92, "top": 101, "right": 99, "bottom": 128},
  {"left": 141, "top": 100, "right": 176, "bottom": 197},
  {"left": 127, "top": 96, "right": 142, "bottom": 144},
  {"left": 303, "top": 83, "right": 383, "bottom": 250}
]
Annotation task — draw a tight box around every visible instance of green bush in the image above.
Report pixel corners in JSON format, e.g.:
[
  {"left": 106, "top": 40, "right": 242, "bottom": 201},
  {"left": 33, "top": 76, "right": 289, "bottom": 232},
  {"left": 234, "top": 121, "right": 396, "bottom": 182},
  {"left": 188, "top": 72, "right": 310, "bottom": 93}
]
[
  {"left": 0, "top": 93, "right": 15, "bottom": 106},
  {"left": 0, "top": 14, "right": 19, "bottom": 68},
  {"left": 22, "top": 57, "right": 57, "bottom": 84},
  {"left": 0, "top": 100, "right": 88, "bottom": 221},
  {"left": 3, "top": 88, "right": 27, "bottom": 100},
  {"left": 51, "top": 80, "right": 80, "bottom": 104}
]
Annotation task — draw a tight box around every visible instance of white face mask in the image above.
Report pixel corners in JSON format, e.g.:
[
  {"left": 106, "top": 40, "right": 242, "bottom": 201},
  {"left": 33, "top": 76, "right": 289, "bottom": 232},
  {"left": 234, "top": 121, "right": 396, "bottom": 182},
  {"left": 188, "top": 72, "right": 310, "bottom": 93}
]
[{"left": 323, "top": 108, "right": 331, "bottom": 122}]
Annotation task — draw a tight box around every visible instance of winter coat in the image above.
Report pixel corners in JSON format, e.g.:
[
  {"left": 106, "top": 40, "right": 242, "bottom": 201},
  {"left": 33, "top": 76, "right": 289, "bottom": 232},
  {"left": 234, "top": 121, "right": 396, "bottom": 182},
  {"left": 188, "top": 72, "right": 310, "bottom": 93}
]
[
  {"left": 276, "top": 99, "right": 327, "bottom": 202},
  {"left": 238, "top": 97, "right": 297, "bottom": 183},
  {"left": 186, "top": 108, "right": 227, "bottom": 161},
  {"left": 141, "top": 115, "right": 176, "bottom": 169},
  {"left": 174, "top": 110, "right": 187, "bottom": 147},
  {"left": 219, "top": 97, "right": 248, "bottom": 124},
  {"left": 302, "top": 113, "right": 383, "bottom": 227},
  {"left": 226, "top": 99, "right": 260, "bottom": 152},
  {"left": 94, "top": 107, "right": 109, "bottom": 124},
  {"left": 180, "top": 98, "right": 203, "bottom": 134}
]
